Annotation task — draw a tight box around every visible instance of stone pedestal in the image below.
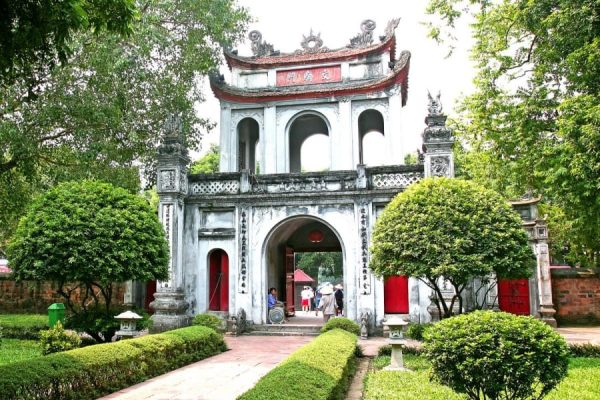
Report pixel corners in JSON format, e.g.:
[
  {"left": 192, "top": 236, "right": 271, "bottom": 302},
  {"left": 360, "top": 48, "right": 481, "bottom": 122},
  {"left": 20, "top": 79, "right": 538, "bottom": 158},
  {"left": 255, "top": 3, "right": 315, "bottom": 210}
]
[
  {"left": 149, "top": 290, "right": 191, "bottom": 333},
  {"left": 382, "top": 317, "right": 409, "bottom": 371}
]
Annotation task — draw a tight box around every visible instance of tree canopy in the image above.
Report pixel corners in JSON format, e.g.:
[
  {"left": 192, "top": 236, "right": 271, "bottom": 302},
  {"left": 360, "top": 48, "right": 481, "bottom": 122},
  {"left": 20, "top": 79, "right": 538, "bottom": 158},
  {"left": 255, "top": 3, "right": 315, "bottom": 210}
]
[
  {"left": 0, "top": 0, "right": 136, "bottom": 86},
  {"left": 426, "top": 0, "right": 600, "bottom": 268},
  {"left": 7, "top": 180, "right": 169, "bottom": 341},
  {"left": 190, "top": 144, "right": 220, "bottom": 174},
  {"left": 369, "top": 178, "right": 533, "bottom": 318},
  {"left": 0, "top": 0, "right": 250, "bottom": 246}
]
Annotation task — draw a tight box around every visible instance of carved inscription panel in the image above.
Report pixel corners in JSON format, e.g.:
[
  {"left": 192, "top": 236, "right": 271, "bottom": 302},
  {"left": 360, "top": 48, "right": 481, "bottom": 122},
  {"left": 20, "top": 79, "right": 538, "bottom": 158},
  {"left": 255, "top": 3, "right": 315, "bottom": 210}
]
[{"left": 276, "top": 65, "right": 342, "bottom": 87}]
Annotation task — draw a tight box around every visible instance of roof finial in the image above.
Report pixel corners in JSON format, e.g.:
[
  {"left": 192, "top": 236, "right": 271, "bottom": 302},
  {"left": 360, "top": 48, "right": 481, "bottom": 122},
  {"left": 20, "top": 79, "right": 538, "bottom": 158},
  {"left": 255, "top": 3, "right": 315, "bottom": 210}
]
[
  {"left": 348, "top": 19, "right": 376, "bottom": 48},
  {"left": 248, "top": 30, "right": 276, "bottom": 57},
  {"left": 427, "top": 90, "right": 443, "bottom": 115},
  {"left": 299, "top": 29, "right": 325, "bottom": 53}
]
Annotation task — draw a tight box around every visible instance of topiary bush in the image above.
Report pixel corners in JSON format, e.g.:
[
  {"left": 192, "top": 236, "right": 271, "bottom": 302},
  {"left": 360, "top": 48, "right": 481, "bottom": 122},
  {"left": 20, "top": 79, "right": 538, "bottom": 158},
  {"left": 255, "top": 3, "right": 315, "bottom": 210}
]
[
  {"left": 321, "top": 317, "right": 360, "bottom": 336},
  {"left": 239, "top": 329, "right": 357, "bottom": 400},
  {"left": 39, "top": 322, "right": 81, "bottom": 355},
  {"left": 192, "top": 313, "right": 223, "bottom": 332},
  {"left": 424, "top": 310, "right": 569, "bottom": 400},
  {"left": 0, "top": 325, "right": 225, "bottom": 399}
]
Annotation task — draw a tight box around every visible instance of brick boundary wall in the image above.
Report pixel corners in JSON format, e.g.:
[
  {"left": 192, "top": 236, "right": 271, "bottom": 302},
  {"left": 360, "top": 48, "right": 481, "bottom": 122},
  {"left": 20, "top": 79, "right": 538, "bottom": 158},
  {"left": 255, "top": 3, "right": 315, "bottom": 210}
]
[
  {"left": 551, "top": 268, "right": 600, "bottom": 325},
  {"left": 0, "top": 274, "right": 125, "bottom": 313}
]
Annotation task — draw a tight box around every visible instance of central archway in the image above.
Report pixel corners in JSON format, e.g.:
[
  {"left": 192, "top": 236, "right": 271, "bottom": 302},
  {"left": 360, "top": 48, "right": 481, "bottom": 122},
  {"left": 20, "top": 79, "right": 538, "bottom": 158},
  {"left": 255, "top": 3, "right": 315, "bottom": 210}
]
[{"left": 262, "top": 216, "right": 345, "bottom": 325}]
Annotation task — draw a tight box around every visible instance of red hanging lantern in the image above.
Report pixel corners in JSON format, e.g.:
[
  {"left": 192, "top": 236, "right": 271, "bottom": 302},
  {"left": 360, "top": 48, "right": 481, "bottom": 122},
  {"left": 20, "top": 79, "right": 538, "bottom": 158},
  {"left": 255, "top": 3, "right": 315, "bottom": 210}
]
[{"left": 308, "top": 230, "right": 324, "bottom": 243}]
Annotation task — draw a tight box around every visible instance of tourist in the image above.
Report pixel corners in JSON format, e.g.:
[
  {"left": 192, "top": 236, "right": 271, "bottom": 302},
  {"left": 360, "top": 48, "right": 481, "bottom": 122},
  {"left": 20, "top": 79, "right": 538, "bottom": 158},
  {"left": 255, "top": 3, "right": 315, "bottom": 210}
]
[
  {"left": 334, "top": 284, "right": 344, "bottom": 316},
  {"left": 300, "top": 286, "right": 313, "bottom": 312},
  {"left": 318, "top": 284, "right": 336, "bottom": 322},
  {"left": 314, "top": 289, "right": 322, "bottom": 316}
]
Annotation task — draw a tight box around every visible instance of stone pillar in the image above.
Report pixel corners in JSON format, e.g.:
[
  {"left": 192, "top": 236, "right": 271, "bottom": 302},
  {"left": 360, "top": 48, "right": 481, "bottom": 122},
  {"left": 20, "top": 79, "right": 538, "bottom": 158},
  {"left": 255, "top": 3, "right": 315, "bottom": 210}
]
[
  {"left": 150, "top": 115, "right": 192, "bottom": 332},
  {"left": 422, "top": 92, "right": 454, "bottom": 178},
  {"left": 511, "top": 198, "right": 557, "bottom": 327},
  {"left": 387, "top": 85, "right": 403, "bottom": 165},
  {"left": 263, "top": 105, "right": 278, "bottom": 174},
  {"left": 219, "top": 104, "right": 232, "bottom": 172}
]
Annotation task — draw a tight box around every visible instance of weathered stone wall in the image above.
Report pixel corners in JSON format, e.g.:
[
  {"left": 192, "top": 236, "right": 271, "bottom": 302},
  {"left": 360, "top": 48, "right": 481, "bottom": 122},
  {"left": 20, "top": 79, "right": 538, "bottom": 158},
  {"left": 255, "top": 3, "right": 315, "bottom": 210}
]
[
  {"left": 551, "top": 269, "right": 600, "bottom": 325},
  {"left": 0, "top": 275, "right": 126, "bottom": 313}
]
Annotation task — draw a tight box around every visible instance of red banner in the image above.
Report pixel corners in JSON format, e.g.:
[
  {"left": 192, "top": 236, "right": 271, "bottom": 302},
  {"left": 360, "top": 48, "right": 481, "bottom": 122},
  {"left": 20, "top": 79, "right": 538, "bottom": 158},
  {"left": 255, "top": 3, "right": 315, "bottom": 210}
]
[{"left": 276, "top": 65, "right": 342, "bottom": 87}]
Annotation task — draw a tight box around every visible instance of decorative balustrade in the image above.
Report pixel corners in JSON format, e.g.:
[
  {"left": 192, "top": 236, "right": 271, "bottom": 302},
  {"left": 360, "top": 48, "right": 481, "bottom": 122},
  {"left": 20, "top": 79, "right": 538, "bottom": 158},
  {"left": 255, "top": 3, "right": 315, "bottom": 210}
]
[{"left": 188, "top": 165, "right": 424, "bottom": 196}]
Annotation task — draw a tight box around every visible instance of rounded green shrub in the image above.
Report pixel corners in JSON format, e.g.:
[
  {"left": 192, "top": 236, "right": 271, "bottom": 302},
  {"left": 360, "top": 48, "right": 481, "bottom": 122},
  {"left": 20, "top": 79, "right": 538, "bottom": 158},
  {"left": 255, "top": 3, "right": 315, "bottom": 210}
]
[
  {"left": 406, "top": 323, "right": 432, "bottom": 341},
  {"left": 39, "top": 322, "right": 82, "bottom": 355},
  {"left": 192, "top": 314, "right": 223, "bottom": 332},
  {"left": 424, "top": 310, "right": 569, "bottom": 400},
  {"left": 321, "top": 317, "right": 360, "bottom": 336}
]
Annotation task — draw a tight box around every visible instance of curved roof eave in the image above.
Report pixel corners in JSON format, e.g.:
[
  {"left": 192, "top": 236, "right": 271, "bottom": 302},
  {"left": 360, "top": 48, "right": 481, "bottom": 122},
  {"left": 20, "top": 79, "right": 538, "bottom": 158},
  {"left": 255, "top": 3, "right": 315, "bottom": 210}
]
[{"left": 211, "top": 51, "right": 411, "bottom": 106}]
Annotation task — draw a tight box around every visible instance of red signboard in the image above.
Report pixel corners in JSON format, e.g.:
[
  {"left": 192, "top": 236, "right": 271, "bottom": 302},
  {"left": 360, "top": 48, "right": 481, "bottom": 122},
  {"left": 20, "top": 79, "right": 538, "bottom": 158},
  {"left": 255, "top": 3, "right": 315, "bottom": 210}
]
[
  {"left": 276, "top": 65, "right": 342, "bottom": 87},
  {"left": 384, "top": 275, "right": 409, "bottom": 314},
  {"left": 498, "top": 278, "right": 530, "bottom": 315}
]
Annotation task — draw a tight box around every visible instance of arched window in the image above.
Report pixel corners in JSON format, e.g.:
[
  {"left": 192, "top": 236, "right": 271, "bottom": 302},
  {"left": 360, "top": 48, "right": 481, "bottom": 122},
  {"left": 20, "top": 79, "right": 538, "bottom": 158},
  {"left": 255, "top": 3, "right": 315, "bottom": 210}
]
[
  {"left": 237, "top": 118, "right": 259, "bottom": 172},
  {"left": 289, "top": 114, "right": 330, "bottom": 173},
  {"left": 358, "top": 109, "right": 385, "bottom": 166}
]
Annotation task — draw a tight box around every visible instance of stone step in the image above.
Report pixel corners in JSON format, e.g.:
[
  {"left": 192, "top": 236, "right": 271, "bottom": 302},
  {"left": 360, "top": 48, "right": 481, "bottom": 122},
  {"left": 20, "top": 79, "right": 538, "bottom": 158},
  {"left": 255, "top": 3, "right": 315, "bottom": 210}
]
[
  {"left": 243, "top": 331, "right": 320, "bottom": 337},
  {"left": 249, "top": 324, "right": 322, "bottom": 334}
]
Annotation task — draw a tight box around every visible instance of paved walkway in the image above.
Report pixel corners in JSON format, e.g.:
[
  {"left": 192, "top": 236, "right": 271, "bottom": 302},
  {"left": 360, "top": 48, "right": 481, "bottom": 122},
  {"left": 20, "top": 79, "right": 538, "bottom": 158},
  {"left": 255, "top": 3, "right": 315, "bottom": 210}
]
[
  {"left": 100, "top": 335, "right": 312, "bottom": 400},
  {"left": 557, "top": 326, "right": 600, "bottom": 344}
]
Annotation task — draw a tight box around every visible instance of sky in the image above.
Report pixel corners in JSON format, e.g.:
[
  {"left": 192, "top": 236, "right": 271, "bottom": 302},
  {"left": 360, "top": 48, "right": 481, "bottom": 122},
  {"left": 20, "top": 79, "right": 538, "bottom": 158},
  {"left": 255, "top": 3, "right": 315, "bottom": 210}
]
[{"left": 194, "top": 0, "right": 475, "bottom": 166}]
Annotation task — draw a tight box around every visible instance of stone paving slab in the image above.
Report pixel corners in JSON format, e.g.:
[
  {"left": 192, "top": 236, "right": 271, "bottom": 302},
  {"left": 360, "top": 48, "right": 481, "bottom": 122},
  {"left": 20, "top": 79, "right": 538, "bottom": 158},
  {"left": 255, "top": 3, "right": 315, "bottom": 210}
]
[{"left": 99, "top": 336, "right": 312, "bottom": 400}]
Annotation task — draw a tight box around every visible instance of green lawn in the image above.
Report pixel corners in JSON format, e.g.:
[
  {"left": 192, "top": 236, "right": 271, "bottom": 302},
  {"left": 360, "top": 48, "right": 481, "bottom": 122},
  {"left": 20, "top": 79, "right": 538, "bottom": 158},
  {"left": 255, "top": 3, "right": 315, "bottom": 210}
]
[
  {"left": 0, "top": 313, "right": 48, "bottom": 339},
  {"left": 364, "top": 355, "right": 600, "bottom": 400},
  {"left": 0, "top": 339, "right": 41, "bottom": 366}
]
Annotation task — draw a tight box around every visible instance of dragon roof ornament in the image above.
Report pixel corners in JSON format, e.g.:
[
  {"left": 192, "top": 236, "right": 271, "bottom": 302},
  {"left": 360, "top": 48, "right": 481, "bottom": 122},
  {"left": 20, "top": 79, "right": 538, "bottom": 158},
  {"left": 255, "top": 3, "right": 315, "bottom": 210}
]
[
  {"left": 348, "top": 19, "right": 376, "bottom": 48},
  {"left": 248, "top": 30, "right": 277, "bottom": 57}
]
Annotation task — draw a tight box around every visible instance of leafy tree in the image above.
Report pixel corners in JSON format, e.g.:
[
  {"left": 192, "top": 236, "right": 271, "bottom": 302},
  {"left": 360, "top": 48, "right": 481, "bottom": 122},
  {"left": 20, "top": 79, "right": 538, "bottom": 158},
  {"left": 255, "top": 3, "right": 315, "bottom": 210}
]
[
  {"left": 0, "top": 0, "right": 136, "bottom": 86},
  {"left": 295, "top": 252, "right": 343, "bottom": 283},
  {"left": 370, "top": 178, "right": 533, "bottom": 318},
  {"left": 425, "top": 0, "right": 600, "bottom": 268},
  {"left": 424, "top": 311, "right": 569, "bottom": 400},
  {"left": 190, "top": 144, "right": 220, "bottom": 174},
  {"left": 0, "top": 0, "right": 250, "bottom": 245},
  {"left": 6, "top": 180, "right": 169, "bottom": 342},
  {"left": 403, "top": 152, "right": 419, "bottom": 165}
]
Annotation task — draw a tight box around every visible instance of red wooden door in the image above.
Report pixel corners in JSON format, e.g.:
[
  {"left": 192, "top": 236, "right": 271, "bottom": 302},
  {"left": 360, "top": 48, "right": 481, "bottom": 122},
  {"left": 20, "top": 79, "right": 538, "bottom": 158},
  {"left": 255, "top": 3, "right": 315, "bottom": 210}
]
[
  {"left": 384, "top": 276, "right": 409, "bottom": 313},
  {"left": 145, "top": 280, "right": 157, "bottom": 312},
  {"left": 498, "top": 278, "right": 530, "bottom": 315},
  {"left": 285, "top": 247, "right": 295, "bottom": 316},
  {"left": 209, "top": 250, "right": 229, "bottom": 311}
]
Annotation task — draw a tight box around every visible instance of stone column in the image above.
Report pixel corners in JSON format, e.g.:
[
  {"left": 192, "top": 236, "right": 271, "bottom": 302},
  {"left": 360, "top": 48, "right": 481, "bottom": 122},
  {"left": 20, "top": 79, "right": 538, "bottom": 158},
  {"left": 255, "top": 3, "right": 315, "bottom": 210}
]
[
  {"left": 219, "top": 104, "right": 232, "bottom": 172},
  {"left": 422, "top": 92, "right": 454, "bottom": 178},
  {"left": 387, "top": 85, "right": 403, "bottom": 165},
  {"left": 150, "top": 115, "right": 192, "bottom": 332}
]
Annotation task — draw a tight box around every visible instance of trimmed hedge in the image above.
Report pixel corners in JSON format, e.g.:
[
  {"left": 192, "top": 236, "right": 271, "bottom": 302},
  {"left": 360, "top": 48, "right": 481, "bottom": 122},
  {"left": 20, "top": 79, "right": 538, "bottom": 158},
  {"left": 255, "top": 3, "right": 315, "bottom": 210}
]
[
  {"left": 0, "top": 314, "right": 47, "bottom": 339},
  {"left": 321, "top": 317, "right": 360, "bottom": 336},
  {"left": 238, "top": 329, "right": 357, "bottom": 400},
  {"left": 569, "top": 343, "right": 600, "bottom": 358},
  {"left": 0, "top": 325, "right": 226, "bottom": 399}
]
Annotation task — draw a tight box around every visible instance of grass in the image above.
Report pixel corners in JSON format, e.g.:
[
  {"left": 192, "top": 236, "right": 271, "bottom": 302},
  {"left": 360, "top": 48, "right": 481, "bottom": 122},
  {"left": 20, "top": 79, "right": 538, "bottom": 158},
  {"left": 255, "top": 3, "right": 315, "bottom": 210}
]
[
  {"left": 0, "top": 314, "right": 48, "bottom": 339},
  {"left": 0, "top": 339, "right": 41, "bottom": 366},
  {"left": 364, "top": 355, "right": 600, "bottom": 400}
]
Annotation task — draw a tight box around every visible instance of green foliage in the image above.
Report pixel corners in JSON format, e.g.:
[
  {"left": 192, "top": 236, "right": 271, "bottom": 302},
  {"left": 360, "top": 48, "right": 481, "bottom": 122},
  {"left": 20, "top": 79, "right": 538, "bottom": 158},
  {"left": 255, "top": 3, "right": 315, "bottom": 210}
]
[
  {"left": 190, "top": 144, "right": 220, "bottom": 174},
  {"left": 238, "top": 329, "right": 357, "bottom": 400},
  {"left": 425, "top": 0, "right": 600, "bottom": 268},
  {"left": 568, "top": 343, "right": 600, "bottom": 358},
  {"left": 295, "top": 252, "right": 343, "bottom": 283},
  {"left": 364, "top": 354, "right": 464, "bottom": 400},
  {"left": 39, "top": 322, "right": 81, "bottom": 355},
  {"left": 0, "top": 339, "right": 41, "bottom": 366},
  {"left": 378, "top": 345, "right": 424, "bottom": 357},
  {"left": 192, "top": 313, "right": 224, "bottom": 332},
  {"left": 0, "top": 314, "right": 48, "bottom": 339},
  {"left": 321, "top": 317, "right": 360, "bottom": 336},
  {"left": 406, "top": 323, "right": 432, "bottom": 341},
  {"left": 0, "top": 0, "right": 136, "bottom": 86},
  {"left": 7, "top": 181, "right": 168, "bottom": 342},
  {"left": 0, "top": 0, "right": 250, "bottom": 244},
  {"left": 370, "top": 178, "right": 533, "bottom": 318},
  {"left": 0, "top": 325, "right": 225, "bottom": 399},
  {"left": 424, "top": 311, "right": 569, "bottom": 400},
  {"left": 403, "top": 152, "right": 419, "bottom": 165}
]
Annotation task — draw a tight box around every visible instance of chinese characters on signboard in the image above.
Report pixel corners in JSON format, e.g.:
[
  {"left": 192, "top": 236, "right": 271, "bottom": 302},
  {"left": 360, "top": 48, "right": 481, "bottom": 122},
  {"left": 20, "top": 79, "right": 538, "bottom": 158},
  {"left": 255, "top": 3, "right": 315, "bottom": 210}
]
[{"left": 276, "top": 65, "right": 342, "bottom": 87}]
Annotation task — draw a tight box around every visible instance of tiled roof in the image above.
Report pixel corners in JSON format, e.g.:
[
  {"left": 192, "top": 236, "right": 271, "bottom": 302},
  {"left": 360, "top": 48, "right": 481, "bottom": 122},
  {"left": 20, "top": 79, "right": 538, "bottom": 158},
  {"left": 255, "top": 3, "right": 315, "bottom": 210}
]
[
  {"left": 225, "top": 35, "right": 396, "bottom": 70},
  {"left": 294, "top": 268, "right": 315, "bottom": 283},
  {"left": 211, "top": 51, "right": 411, "bottom": 105}
]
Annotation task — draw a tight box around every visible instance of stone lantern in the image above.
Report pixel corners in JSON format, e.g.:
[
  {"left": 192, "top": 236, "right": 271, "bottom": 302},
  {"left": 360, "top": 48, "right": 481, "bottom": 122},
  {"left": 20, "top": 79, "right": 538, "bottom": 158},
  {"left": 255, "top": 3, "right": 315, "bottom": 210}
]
[
  {"left": 382, "top": 316, "right": 409, "bottom": 371},
  {"left": 115, "top": 310, "right": 143, "bottom": 339}
]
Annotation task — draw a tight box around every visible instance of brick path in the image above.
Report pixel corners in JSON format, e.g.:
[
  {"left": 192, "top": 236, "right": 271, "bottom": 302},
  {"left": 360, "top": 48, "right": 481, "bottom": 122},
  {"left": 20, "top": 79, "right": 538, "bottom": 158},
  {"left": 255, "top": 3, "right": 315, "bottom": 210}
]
[{"left": 99, "top": 335, "right": 313, "bottom": 400}]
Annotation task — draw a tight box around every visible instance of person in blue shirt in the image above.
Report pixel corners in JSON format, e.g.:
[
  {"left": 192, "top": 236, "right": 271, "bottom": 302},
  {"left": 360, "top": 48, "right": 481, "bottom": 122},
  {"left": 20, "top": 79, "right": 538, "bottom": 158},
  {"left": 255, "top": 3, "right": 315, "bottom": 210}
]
[{"left": 268, "top": 287, "right": 278, "bottom": 309}]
